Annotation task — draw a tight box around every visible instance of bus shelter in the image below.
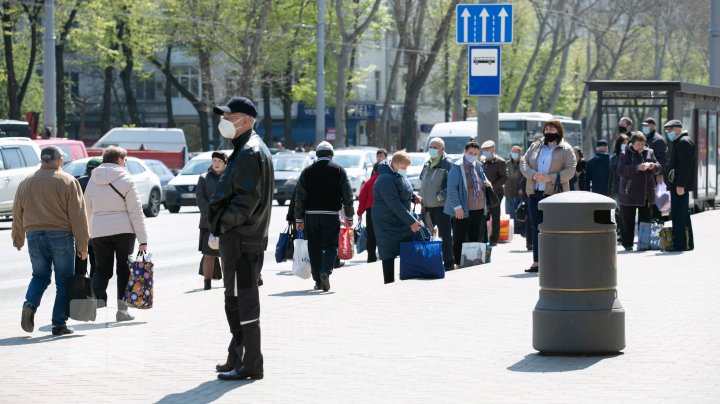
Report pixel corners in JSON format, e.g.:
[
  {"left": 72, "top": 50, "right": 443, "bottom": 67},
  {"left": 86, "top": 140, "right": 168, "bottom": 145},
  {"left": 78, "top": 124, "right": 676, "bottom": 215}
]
[{"left": 586, "top": 80, "right": 720, "bottom": 211}]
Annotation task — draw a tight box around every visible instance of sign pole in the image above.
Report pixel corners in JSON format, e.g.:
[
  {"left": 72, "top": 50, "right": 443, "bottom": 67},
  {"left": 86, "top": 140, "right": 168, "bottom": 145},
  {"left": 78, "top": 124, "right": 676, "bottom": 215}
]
[{"left": 475, "top": 0, "right": 497, "bottom": 146}]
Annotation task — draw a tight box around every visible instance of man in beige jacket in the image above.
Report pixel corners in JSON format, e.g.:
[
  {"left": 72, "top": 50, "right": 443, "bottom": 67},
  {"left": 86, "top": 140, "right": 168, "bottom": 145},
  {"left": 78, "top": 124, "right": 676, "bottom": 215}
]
[{"left": 12, "top": 146, "right": 90, "bottom": 336}]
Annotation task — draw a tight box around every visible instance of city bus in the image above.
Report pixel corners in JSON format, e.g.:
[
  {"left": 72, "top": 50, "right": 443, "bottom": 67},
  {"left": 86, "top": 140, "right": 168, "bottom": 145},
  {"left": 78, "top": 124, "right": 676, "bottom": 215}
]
[{"left": 426, "top": 112, "right": 583, "bottom": 159}]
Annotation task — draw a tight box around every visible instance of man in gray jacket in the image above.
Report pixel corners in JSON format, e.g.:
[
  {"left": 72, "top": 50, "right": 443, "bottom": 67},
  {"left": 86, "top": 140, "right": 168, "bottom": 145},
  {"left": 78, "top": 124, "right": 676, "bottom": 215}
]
[{"left": 419, "top": 137, "right": 455, "bottom": 271}]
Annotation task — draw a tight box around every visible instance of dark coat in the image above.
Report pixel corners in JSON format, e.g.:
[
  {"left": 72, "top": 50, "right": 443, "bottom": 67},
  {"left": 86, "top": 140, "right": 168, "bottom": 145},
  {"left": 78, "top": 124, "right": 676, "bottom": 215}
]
[
  {"left": 196, "top": 167, "right": 222, "bottom": 229},
  {"left": 617, "top": 146, "right": 662, "bottom": 207},
  {"left": 647, "top": 130, "right": 668, "bottom": 171},
  {"left": 371, "top": 162, "right": 416, "bottom": 260},
  {"left": 608, "top": 154, "right": 621, "bottom": 198},
  {"left": 584, "top": 152, "right": 610, "bottom": 196},
  {"left": 208, "top": 130, "right": 274, "bottom": 254},
  {"left": 667, "top": 131, "right": 696, "bottom": 189},
  {"left": 482, "top": 155, "right": 508, "bottom": 197}
]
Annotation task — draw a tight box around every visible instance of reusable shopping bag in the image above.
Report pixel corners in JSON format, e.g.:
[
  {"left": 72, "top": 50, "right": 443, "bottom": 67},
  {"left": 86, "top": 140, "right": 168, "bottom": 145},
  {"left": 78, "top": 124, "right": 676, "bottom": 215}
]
[
  {"left": 459, "top": 242, "right": 486, "bottom": 268},
  {"left": 66, "top": 256, "right": 97, "bottom": 322},
  {"left": 122, "top": 252, "right": 154, "bottom": 309},
  {"left": 338, "top": 226, "right": 354, "bottom": 260},
  {"left": 399, "top": 229, "right": 445, "bottom": 280},
  {"left": 498, "top": 215, "right": 514, "bottom": 243},
  {"left": 638, "top": 222, "right": 663, "bottom": 251},
  {"left": 275, "top": 225, "right": 294, "bottom": 263},
  {"left": 292, "top": 231, "right": 311, "bottom": 279},
  {"left": 355, "top": 223, "right": 367, "bottom": 254}
]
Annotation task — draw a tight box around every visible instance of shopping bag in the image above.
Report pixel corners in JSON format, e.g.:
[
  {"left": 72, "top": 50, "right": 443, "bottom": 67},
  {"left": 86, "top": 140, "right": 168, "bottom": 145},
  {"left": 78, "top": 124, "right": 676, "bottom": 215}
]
[
  {"left": 66, "top": 256, "right": 97, "bottom": 322},
  {"left": 292, "top": 231, "right": 311, "bottom": 279},
  {"left": 284, "top": 229, "right": 295, "bottom": 261},
  {"left": 355, "top": 223, "right": 367, "bottom": 254},
  {"left": 122, "top": 252, "right": 154, "bottom": 310},
  {"left": 197, "top": 256, "right": 222, "bottom": 279},
  {"left": 338, "top": 227, "right": 354, "bottom": 260},
  {"left": 485, "top": 243, "right": 493, "bottom": 264},
  {"left": 638, "top": 222, "right": 663, "bottom": 251},
  {"left": 655, "top": 183, "right": 671, "bottom": 213},
  {"left": 399, "top": 231, "right": 445, "bottom": 280},
  {"left": 499, "top": 216, "right": 513, "bottom": 243},
  {"left": 275, "top": 225, "right": 293, "bottom": 263},
  {"left": 459, "top": 242, "right": 486, "bottom": 268},
  {"left": 515, "top": 201, "right": 527, "bottom": 222}
]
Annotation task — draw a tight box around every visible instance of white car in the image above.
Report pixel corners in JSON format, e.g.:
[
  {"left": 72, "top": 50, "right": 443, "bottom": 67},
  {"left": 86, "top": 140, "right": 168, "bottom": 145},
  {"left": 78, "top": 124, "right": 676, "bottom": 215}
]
[
  {"left": 272, "top": 153, "right": 314, "bottom": 205},
  {"left": 332, "top": 148, "right": 377, "bottom": 198},
  {"left": 65, "top": 156, "right": 163, "bottom": 218},
  {"left": 0, "top": 138, "right": 41, "bottom": 217},
  {"left": 165, "top": 150, "right": 233, "bottom": 213},
  {"left": 406, "top": 152, "right": 429, "bottom": 192}
]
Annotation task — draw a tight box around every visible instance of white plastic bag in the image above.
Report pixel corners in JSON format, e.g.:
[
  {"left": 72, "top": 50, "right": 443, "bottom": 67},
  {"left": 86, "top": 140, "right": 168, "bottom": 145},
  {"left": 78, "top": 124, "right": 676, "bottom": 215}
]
[
  {"left": 655, "top": 182, "right": 671, "bottom": 213},
  {"left": 207, "top": 234, "right": 220, "bottom": 250},
  {"left": 292, "top": 239, "right": 311, "bottom": 279}
]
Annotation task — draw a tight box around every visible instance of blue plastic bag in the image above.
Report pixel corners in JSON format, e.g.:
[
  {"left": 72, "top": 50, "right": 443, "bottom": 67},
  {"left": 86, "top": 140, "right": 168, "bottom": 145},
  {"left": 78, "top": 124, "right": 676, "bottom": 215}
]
[
  {"left": 275, "top": 225, "right": 293, "bottom": 263},
  {"left": 355, "top": 224, "right": 367, "bottom": 254},
  {"left": 399, "top": 229, "right": 444, "bottom": 280}
]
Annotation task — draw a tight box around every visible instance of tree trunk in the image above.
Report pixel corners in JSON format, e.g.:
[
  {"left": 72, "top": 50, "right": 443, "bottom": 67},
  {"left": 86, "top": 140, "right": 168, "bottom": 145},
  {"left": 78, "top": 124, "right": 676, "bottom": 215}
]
[
  {"left": 509, "top": 1, "right": 551, "bottom": 112},
  {"left": 55, "top": 6, "right": 80, "bottom": 138},
  {"left": 100, "top": 67, "right": 114, "bottom": 135},
  {"left": 164, "top": 46, "right": 176, "bottom": 128},
  {"left": 198, "top": 48, "right": 216, "bottom": 151},
  {"left": 1, "top": 2, "right": 19, "bottom": 119},
  {"left": 281, "top": 62, "right": 293, "bottom": 148},
  {"left": 546, "top": 42, "right": 571, "bottom": 113},
  {"left": 117, "top": 21, "right": 140, "bottom": 126},
  {"left": 334, "top": 43, "right": 352, "bottom": 147},
  {"left": 235, "top": 0, "right": 272, "bottom": 96},
  {"left": 452, "top": 47, "right": 468, "bottom": 121},
  {"left": 530, "top": 23, "right": 562, "bottom": 111},
  {"left": 261, "top": 74, "right": 272, "bottom": 144}
]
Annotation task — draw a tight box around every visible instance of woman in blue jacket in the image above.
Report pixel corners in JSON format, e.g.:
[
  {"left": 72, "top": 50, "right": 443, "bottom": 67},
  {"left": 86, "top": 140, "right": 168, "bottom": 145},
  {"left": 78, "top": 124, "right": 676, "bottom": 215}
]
[
  {"left": 372, "top": 151, "right": 422, "bottom": 284},
  {"left": 444, "top": 141, "right": 492, "bottom": 267}
]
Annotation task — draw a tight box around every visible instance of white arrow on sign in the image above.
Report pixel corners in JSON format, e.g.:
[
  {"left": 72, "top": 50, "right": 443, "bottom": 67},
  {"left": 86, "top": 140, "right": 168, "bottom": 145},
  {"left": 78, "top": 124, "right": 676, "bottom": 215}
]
[
  {"left": 479, "top": 8, "right": 489, "bottom": 43},
  {"left": 461, "top": 8, "right": 471, "bottom": 43},
  {"left": 498, "top": 8, "right": 508, "bottom": 43}
]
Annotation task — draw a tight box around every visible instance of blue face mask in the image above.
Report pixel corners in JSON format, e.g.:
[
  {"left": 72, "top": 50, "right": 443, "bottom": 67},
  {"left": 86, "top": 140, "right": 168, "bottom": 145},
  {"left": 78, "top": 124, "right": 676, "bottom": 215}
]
[
  {"left": 510, "top": 152, "right": 519, "bottom": 160},
  {"left": 482, "top": 151, "right": 493, "bottom": 159},
  {"left": 428, "top": 148, "right": 439, "bottom": 159},
  {"left": 464, "top": 154, "right": 477, "bottom": 164},
  {"left": 642, "top": 127, "right": 650, "bottom": 135},
  {"left": 666, "top": 131, "right": 677, "bottom": 141}
]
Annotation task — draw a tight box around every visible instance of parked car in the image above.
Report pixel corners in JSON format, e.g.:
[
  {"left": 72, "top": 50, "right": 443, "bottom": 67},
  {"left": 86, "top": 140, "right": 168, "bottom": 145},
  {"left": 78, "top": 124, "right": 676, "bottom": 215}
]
[
  {"left": 90, "top": 127, "right": 189, "bottom": 171},
  {"left": 332, "top": 147, "right": 377, "bottom": 198},
  {"left": 0, "top": 138, "right": 41, "bottom": 217},
  {"left": 406, "top": 152, "right": 428, "bottom": 192},
  {"left": 32, "top": 138, "right": 88, "bottom": 165},
  {"left": 165, "top": 150, "right": 233, "bottom": 213},
  {"left": 0, "top": 120, "right": 30, "bottom": 138},
  {"left": 272, "top": 152, "right": 314, "bottom": 205},
  {"left": 144, "top": 159, "right": 175, "bottom": 206},
  {"left": 64, "top": 156, "right": 163, "bottom": 218}
]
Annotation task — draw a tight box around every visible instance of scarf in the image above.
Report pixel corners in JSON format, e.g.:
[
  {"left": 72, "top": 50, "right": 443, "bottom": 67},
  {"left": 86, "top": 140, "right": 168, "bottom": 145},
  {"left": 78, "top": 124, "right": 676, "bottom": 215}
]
[{"left": 463, "top": 161, "right": 481, "bottom": 201}]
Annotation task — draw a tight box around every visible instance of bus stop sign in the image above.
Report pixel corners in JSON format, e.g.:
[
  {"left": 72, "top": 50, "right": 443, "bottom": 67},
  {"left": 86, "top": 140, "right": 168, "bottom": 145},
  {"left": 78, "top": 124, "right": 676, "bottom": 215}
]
[{"left": 468, "top": 45, "right": 501, "bottom": 96}]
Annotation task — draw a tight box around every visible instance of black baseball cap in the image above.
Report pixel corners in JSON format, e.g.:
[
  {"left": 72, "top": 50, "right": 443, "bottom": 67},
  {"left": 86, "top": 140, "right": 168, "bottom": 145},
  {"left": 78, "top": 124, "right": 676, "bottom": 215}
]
[
  {"left": 596, "top": 139, "right": 608, "bottom": 147},
  {"left": 213, "top": 96, "right": 257, "bottom": 117}
]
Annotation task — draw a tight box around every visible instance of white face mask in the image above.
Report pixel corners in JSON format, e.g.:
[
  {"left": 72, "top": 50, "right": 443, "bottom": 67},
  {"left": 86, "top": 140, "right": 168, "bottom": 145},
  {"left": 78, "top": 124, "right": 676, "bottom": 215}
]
[{"left": 218, "top": 117, "right": 243, "bottom": 139}]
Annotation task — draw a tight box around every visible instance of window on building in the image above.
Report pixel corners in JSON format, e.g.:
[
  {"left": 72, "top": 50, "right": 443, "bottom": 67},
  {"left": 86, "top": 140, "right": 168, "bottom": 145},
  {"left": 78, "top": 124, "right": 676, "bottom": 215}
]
[
  {"left": 375, "top": 71, "right": 381, "bottom": 100},
  {"left": 136, "top": 74, "right": 156, "bottom": 101},
  {"left": 170, "top": 66, "right": 200, "bottom": 99}
]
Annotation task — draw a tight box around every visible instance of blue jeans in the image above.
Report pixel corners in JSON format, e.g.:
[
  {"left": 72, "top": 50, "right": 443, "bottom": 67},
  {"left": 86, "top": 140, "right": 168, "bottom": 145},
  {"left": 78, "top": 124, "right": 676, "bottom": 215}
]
[{"left": 24, "top": 230, "right": 76, "bottom": 327}]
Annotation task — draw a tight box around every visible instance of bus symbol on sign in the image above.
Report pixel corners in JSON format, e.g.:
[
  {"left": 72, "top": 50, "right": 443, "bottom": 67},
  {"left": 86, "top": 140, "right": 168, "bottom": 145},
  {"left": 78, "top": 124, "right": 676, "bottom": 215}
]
[{"left": 473, "top": 56, "right": 495, "bottom": 65}]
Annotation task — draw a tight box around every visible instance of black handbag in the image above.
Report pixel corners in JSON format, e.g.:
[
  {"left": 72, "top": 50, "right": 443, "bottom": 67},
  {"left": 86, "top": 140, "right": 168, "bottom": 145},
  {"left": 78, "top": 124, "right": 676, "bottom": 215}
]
[
  {"left": 284, "top": 228, "right": 295, "bottom": 260},
  {"left": 198, "top": 256, "right": 223, "bottom": 280},
  {"left": 515, "top": 201, "right": 527, "bottom": 222},
  {"left": 554, "top": 174, "right": 564, "bottom": 194},
  {"left": 479, "top": 168, "right": 501, "bottom": 209},
  {"left": 66, "top": 256, "right": 97, "bottom": 322}
]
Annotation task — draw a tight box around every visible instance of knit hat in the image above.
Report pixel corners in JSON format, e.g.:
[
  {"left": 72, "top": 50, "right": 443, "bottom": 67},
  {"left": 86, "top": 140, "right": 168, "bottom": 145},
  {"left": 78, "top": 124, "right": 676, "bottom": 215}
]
[
  {"left": 316, "top": 141, "right": 334, "bottom": 152},
  {"left": 211, "top": 151, "right": 228, "bottom": 163},
  {"left": 86, "top": 157, "right": 102, "bottom": 171}
]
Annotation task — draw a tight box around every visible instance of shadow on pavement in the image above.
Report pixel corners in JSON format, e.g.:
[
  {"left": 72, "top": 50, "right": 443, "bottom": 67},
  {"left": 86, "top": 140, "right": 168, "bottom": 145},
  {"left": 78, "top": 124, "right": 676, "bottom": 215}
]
[
  {"left": 37, "top": 321, "right": 147, "bottom": 332},
  {"left": 269, "top": 290, "right": 335, "bottom": 297},
  {"left": 185, "top": 287, "right": 223, "bottom": 294},
  {"left": 275, "top": 270, "right": 294, "bottom": 276},
  {"left": 507, "top": 249, "right": 532, "bottom": 254},
  {"left": 0, "top": 334, "right": 84, "bottom": 346},
  {"left": 508, "top": 353, "right": 621, "bottom": 373},
  {"left": 155, "top": 379, "right": 256, "bottom": 404},
  {"left": 502, "top": 273, "right": 538, "bottom": 279}
]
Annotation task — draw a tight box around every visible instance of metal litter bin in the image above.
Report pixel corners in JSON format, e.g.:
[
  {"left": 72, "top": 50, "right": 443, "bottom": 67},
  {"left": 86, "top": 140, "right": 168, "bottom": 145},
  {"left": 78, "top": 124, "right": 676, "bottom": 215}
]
[{"left": 533, "top": 191, "right": 625, "bottom": 354}]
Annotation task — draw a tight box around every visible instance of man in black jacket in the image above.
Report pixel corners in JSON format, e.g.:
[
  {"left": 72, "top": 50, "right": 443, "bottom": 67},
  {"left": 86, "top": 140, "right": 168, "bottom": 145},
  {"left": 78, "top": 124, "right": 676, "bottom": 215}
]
[
  {"left": 295, "top": 141, "right": 354, "bottom": 292},
  {"left": 481, "top": 140, "right": 508, "bottom": 245},
  {"left": 584, "top": 140, "right": 610, "bottom": 196},
  {"left": 643, "top": 117, "right": 668, "bottom": 221},
  {"left": 664, "top": 119, "right": 695, "bottom": 251},
  {"left": 209, "top": 96, "right": 274, "bottom": 381}
]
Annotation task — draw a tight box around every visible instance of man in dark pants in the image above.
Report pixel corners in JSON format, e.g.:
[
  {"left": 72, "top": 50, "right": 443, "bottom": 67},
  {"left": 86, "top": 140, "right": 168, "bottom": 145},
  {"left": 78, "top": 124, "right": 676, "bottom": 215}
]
[
  {"left": 663, "top": 119, "right": 695, "bottom": 251},
  {"left": 77, "top": 157, "right": 102, "bottom": 278},
  {"left": 419, "top": 137, "right": 455, "bottom": 271},
  {"left": 481, "top": 140, "right": 508, "bottom": 245},
  {"left": 209, "top": 96, "right": 274, "bottom": 381},
  {"left": 644, "top": 117, "right": 668, "bottom": 221},
  {"left": 294, "top": 141, "right": 354, "bottom": 292},
  {"left": 584, "top": 140, "right": 610, "bottom": 196}
]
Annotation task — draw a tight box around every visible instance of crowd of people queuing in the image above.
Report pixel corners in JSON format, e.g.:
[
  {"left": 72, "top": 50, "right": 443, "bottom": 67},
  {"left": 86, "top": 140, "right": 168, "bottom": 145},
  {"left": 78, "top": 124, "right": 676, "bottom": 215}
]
[{"left": 9, "top": 91, "right": 696, "bottom": 382}]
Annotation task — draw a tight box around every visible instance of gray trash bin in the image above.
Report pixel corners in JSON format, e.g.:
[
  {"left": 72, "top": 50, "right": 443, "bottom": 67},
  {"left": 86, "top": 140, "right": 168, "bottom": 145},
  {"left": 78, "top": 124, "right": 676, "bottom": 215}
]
[{"left": 532, "top": 191, "right": 625, "bottom": 354}]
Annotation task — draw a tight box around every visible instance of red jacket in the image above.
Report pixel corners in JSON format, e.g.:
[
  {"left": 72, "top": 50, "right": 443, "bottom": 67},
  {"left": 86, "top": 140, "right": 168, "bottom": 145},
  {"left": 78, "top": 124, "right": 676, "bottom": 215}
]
[{"left": 357, "top": 173, "right": 379, "bottom": 216}]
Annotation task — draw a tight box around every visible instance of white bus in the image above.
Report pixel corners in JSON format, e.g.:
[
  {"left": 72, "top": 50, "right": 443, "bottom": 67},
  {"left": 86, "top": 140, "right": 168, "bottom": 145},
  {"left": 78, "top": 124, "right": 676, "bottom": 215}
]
[{"left": 426, "top": 112, "right": 583, "bottom": 159}]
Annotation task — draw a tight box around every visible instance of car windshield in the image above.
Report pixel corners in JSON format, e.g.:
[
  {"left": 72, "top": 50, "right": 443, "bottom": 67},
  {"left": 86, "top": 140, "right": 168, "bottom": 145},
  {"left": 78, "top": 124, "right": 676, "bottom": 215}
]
[
  {"left": 181, "top": 159, "right": 210, "bottom": 175},
  {"left": 64, "top": 161, "right": 87, "bottom": 177},
  {"left": 273, "top": 157, "right": 306, "bottom": 171},
  {"left": 333, "top": 155, "right": 362, "bottom": 169}
]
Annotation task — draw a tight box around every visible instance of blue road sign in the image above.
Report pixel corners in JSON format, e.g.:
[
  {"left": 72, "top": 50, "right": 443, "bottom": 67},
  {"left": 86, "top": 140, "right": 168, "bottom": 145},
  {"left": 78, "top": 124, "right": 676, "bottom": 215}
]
[
  {"left": 468, "top": 45, "right": 501, "bottom": 96},
  {"left": 456, "top": 4, "right": 513, "bottom": 44}
]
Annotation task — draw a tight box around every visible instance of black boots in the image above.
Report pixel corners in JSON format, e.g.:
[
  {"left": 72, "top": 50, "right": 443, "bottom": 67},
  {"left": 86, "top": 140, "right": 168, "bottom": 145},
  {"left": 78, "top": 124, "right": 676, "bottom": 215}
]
[
  {"left": 204, "top": 279, "right": 211, "bottom": 290},
  {"left": 218, "top": 321, "right": 264, "bottom": 381}
]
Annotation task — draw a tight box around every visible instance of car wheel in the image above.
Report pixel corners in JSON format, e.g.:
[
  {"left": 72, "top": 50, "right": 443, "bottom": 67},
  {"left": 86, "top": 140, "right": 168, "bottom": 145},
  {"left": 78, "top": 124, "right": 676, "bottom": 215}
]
[
  {"left": 143, "top": 189, "right": 161, "bottom": 217},
  {"left": 167, "top": 205, "right": 181, "bottom": 213},
  {"left": 277, "top": 199, "right": 286, "bottom": 206}
]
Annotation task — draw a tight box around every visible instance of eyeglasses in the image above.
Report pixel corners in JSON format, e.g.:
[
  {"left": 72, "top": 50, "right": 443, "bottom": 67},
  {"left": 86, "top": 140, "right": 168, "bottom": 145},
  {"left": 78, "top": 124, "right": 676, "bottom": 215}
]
[{"left": 544, "top": 132, "right": 559, "bottom": 135}]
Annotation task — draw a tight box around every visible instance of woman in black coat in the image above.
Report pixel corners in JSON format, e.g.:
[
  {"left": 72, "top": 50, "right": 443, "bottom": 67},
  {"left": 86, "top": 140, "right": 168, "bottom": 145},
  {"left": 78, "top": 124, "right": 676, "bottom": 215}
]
[
  {"left": 196, "top": 152, "right": 227, "bottom": 289},
  {"left": 617, "top": 132, "right": 662, "bottom": 251}
]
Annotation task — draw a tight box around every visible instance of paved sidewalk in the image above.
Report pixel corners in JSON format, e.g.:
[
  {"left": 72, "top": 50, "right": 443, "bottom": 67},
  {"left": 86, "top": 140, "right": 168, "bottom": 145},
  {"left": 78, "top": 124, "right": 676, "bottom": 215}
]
[{"left": 1, "top": 211, "right": 719, "bottom": 403}]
